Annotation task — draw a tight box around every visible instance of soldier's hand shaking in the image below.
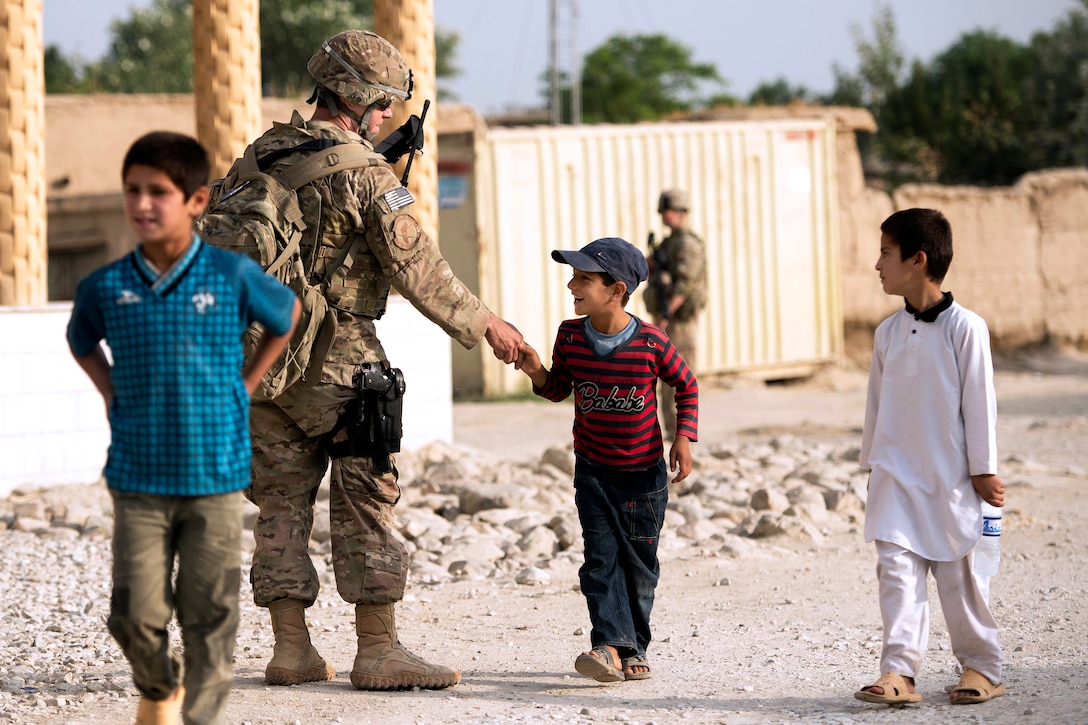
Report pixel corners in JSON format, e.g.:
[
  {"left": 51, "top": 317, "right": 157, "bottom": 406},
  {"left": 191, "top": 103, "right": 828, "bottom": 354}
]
[{"left": 484, "top": 314, "right": 524, "bottom": 364}]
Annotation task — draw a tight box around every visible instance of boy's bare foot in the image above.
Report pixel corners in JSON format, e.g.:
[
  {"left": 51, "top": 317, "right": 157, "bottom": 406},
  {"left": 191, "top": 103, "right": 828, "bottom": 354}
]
[{"left": 621, "top": 652, "right": 652, "bottom": 680}]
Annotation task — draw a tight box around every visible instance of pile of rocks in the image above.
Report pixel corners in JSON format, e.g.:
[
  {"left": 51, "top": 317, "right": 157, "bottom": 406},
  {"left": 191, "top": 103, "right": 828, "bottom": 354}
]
[
  {"left": 392, "top": 436, "right": 869, "bottom": 587},
  {"left": 0, "top": 435, "right": 872, "bottom": 558},
  {"left": 0, "top": 434, "right": 870, "bottom": 723}
]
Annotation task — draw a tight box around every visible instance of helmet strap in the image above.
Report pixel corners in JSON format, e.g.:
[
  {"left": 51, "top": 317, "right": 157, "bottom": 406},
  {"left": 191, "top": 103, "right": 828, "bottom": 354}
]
[
  {"left": 310, "top": 87, "right": 375, "bottom": 138},
  {"left": 359, "top": 107, "right": 380, "bottom": 142},
  {"left": 334, "top": 99, "right": 375, "bottom": 140}
]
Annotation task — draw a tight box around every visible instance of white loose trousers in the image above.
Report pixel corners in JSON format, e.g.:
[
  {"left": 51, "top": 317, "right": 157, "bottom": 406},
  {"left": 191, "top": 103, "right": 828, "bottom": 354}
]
[{"left": 876, "top": 541, "right": 1002, "bottom": 684}]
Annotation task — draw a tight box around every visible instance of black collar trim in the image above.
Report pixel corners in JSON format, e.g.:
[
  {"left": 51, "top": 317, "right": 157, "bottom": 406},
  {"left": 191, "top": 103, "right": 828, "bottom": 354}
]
[{"left": 905, "top": 291, "right": 954, "bottom": 322}]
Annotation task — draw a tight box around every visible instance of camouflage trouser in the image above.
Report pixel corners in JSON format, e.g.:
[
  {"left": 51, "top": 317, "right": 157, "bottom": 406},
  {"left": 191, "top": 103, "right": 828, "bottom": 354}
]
[
  {"left": 659, "top": 319, "right": 698, "bottom": 439},
  {"left": 247, "top": 381, "right": 407, "bottom": 608}
]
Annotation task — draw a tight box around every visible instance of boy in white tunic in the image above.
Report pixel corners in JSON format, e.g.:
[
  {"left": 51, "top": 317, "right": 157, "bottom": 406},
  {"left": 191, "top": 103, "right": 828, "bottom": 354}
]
[{"left": 855, "top": 208, "right": 1006, "bottom": 707}]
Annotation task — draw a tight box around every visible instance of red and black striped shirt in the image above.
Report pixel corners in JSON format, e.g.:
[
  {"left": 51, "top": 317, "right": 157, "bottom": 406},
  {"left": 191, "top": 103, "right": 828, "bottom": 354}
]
[{"left": 535, "top": 317, "right": 698, "bottom": 470}]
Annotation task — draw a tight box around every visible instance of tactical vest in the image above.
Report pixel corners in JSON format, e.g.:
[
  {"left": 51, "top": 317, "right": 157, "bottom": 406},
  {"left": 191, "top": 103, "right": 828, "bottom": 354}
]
[
  {"left": 299, "top": 201, "right": 390, "bottom": 319},
  {"left": 273, "top": 117, "right": 395, "bottom": 320},
  {"left": 664, "top": 230, "right": 708, "bottom": 322}
]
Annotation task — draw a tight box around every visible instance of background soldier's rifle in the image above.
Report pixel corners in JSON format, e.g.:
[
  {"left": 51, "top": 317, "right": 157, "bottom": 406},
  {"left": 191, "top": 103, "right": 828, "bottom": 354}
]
[{"left": 647, "top": 232, "right": 672, "bottom": 320}]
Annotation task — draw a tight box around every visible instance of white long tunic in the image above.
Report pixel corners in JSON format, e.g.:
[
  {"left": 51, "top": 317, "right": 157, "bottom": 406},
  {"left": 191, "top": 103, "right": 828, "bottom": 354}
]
[{"left": 861, "top": 301, "right": 998, "bottom": 561}]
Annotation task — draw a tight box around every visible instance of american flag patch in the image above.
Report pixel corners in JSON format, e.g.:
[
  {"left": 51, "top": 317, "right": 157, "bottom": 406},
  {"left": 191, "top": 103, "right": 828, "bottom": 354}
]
[{"left": 383, "top": 186, "right": 415, "bottom": 210}]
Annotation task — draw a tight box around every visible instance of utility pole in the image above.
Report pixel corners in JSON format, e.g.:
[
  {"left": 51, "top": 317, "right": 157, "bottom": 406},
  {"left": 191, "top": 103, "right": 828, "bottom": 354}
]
[
  {"left": 549, "top": 0, "right": 560, "bottom": 125},
  {"left": 570, "top": 0, "right": 581, "bottom": 125},
  {"left": 548, "top": 0, "right": 581, "bottom": 125}
]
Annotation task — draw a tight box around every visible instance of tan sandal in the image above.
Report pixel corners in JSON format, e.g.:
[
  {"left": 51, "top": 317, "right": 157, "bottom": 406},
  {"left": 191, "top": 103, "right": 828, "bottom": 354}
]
[
  {"left": 854, "top": 672, "right": 922, "bottom": 704},
  {"left": 574, "top": 646, "right": 624, "bottom": 683},
  {"left": 950, "top": 668, "right": 1005, "bottom": 704},
  {"left": 621, "top": 652, "right": 652, "bottom": 680}
]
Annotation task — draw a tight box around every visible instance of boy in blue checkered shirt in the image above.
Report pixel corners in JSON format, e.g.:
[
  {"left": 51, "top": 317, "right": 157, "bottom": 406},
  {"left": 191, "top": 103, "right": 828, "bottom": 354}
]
[{"left": 67, "top": 131, "right": 300, "bottom": 725}]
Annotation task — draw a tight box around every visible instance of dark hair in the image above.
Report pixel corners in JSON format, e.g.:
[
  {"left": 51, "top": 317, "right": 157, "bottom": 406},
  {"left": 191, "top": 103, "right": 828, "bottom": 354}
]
[
  {"left": 880, "top": 208, "right": 953, "bottom": 283},
  {"left": 122, "top": 131, "right": 210, "bottom": 200},
  {"left": 584, "top": 269, "right": 632, "bottom": 306}
]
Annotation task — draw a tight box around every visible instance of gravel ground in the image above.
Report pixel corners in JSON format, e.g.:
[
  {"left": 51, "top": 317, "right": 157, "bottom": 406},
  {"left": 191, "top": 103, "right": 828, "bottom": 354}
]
[{"left": 1, "top": 352, "right": 1085, "bottom": 725}]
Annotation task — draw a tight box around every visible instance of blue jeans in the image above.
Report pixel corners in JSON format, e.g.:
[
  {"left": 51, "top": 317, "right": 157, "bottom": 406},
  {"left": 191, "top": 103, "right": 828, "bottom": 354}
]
[{"left": 574, "top": 456, "right": 668, "bottom": 657}]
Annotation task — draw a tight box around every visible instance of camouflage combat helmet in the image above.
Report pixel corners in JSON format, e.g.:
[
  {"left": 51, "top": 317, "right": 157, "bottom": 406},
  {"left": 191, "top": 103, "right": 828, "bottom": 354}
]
[
  {"left": 308, "top": 30, "right": 413, "bottom": 108},
  {"left": 658, "top": 189, "right": 690, "bottom": 213}
]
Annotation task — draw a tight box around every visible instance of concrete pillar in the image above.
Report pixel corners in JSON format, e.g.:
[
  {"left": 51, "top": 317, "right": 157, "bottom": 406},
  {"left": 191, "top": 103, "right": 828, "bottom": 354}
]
[
  {"left": 192, "top": 0, "right": 263, "bottom": 179},
  {"left": 0, "top": 0, "right": 47, "bottom": 304},
  {"left": 374, "top": 0, "right": 437, "bottom": 241}
]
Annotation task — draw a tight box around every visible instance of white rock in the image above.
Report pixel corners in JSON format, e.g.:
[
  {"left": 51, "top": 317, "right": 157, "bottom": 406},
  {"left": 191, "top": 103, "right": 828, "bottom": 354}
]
[{"left": 514, "top": 567, "right": 551, "bottom": 586}]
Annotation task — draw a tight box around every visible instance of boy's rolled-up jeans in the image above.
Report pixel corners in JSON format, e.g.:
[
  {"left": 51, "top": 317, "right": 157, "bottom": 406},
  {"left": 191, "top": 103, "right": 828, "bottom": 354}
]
[
  {"left": 574, "top": 457, "right": 668, "bottom": 657},
  {"left": 108, "top": 490, "right": 242, "bottom": 725}
]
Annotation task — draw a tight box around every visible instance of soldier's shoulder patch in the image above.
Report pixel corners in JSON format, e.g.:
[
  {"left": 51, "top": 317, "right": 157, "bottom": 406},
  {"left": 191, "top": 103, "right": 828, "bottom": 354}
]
[
  {"left": 383, "top": 186, "right": 415, "bottom": 211},
  {"left": 392, "top": 214, "right": 421, "bottom": 251}
]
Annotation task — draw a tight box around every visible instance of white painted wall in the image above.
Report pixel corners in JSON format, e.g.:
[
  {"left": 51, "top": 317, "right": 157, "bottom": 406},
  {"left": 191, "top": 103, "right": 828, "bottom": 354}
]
[
  {"left": 0, "top": 304, "right": 110, "bottom": 495},
  {"left": 0, "top": 297, "right": 452, "bottom": 497}
]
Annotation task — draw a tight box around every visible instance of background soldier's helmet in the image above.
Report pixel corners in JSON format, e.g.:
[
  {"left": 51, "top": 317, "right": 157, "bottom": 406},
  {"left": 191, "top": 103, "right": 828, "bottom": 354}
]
[
  {"left": 307, "top": 30, "right": 413, "bottom": 108},
  {"left": 658, "top": 189, "right": 690, "bottom": 213}
]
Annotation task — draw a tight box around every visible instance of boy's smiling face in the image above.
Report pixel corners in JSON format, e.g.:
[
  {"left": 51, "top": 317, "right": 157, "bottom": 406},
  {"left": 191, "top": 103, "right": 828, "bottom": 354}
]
[
  {"left": 123, "top": 164, "right": 207, "bottom": 250},
  {"left": 567, "top": 268, "right": 621, "bottom": 316}
]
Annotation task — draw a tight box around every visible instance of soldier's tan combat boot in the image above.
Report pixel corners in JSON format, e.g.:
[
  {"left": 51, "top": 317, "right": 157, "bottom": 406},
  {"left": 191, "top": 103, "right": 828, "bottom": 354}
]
[
  {"left": 349, "top": 603, "right": 461, "bottom": 690},
  {"left": 265, "top": 598, "right": 336, "bottom": 685},
  {"left": 133, "top": 684, "right": 183, "bottom": 725}
]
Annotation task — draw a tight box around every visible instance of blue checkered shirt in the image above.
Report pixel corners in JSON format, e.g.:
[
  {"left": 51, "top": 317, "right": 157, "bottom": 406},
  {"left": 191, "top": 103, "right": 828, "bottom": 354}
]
[{"left": 67, "top": 236, "right": 296, "bottom": 496}]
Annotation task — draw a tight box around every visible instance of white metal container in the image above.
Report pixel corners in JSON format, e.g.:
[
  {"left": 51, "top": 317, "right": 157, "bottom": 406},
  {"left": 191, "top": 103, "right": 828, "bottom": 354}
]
[{"left": 438, "top": 117, "right": 843, "bottom": 398}]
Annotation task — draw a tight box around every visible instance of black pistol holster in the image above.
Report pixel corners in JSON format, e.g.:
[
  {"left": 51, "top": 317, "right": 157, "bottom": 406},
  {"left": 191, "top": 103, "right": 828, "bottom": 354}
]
[{"left": 327, "top": 363, "right": 406, "bottom": 473}]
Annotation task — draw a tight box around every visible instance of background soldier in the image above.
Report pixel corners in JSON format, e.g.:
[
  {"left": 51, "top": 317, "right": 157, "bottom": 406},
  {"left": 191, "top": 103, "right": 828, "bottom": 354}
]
[
  {"left": 240, "top": 30, "right": 522, "bottom": 692},
  {"left": 644, "top": 189, "right": 708, "bottom": 439}
]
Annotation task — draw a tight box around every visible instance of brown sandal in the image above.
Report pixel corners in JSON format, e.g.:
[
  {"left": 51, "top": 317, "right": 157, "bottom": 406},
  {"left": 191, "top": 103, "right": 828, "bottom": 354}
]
[
  {"left": 854, "top": 672, "right": 922, "bottom": 704},
  {"left": 950, "top": 668, "right": 1005, "bottom": 704}
]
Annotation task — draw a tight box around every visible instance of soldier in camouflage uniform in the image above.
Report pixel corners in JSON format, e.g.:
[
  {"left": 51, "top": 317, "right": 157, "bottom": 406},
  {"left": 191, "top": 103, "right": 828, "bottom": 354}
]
[
  {"left": 643, "top": 190, "right": 708, "bottom": 439},
  {"left": 240, "top": 30, "right": 523, "bottom": 691}
]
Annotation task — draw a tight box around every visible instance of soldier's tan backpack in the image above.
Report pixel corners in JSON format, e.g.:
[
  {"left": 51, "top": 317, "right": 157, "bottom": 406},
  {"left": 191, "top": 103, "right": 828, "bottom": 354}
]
[{"left": 196, "top": 139, "right": 384, "bottom": 401}]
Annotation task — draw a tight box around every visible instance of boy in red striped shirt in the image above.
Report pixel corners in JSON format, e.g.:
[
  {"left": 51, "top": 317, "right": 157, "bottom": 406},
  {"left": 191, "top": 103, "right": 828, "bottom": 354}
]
[{"left": 516, "top": 236, "right": 698, "bottom": 683}]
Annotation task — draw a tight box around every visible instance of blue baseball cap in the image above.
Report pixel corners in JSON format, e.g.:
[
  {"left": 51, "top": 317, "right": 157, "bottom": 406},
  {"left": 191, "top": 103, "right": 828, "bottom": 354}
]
[{"left": 550, "top": 237, "right": 649, "bottom": 294}]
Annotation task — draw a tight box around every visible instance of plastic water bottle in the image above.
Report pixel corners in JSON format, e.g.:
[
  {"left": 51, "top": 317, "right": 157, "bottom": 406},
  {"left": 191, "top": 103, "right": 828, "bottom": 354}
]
[{"left": 973, "top": 502, "right": 1002, "bottom": 576}]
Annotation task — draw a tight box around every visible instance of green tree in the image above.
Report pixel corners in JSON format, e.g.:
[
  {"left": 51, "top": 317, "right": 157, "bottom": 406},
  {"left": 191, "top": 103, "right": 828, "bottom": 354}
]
[
  {"left": 819, "top": 2, "right": 905, "bottom": 182},
  {"left": 880, "top": 31, "right": 1034, "bottom": 185},
  {"left": 1023, "top": 0, "right": 1088, "bottom": 169},
  {"left": 46, "top": 0, "right": 461, "bottom": 99},
  {"left": 826, "top": 2, "right": 903, "bottom": 109},
  {"left": 825, "top": 64, "right": 865, "bottom": 108},
  {"left": 84, "top": 0, "right": 194, "bottom": 92},
  {"left": 748, "top": 77, "right": 814, "bottom": 106},
  {"left": 574, "top": 33, "right": 726, "bottom": 123},
  {"left": 257, "top": 0, "right": 372, "bottom": 96},
  {"left": 435, "top": 27, "right": 462, "bottom": 101},
  {"left": 44, "top": 46, "right": 85, "bottom": 93}
]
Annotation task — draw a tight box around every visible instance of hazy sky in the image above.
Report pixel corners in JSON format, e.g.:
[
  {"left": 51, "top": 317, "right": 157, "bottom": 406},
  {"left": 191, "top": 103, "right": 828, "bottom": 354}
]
[{"left": 43, "top": 0, "right": 1079, "bottom": 113}]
